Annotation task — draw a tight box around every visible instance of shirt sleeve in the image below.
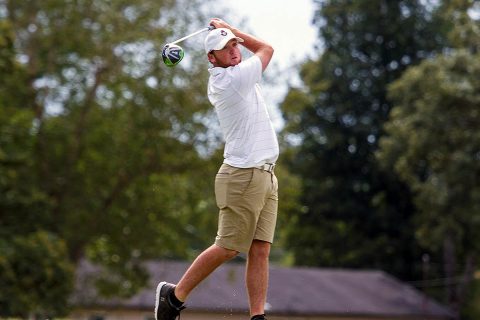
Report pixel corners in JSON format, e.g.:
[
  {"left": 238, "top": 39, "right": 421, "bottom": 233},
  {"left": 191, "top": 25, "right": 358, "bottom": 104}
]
[{"left": 230, "top": 55, "right": 262, "bottom": 97}]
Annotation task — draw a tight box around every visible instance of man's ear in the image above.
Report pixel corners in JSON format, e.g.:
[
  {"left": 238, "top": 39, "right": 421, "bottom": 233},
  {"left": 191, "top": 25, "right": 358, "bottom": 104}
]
[{"left": 207, "top": 52, "right": 216, "bottom": 64}]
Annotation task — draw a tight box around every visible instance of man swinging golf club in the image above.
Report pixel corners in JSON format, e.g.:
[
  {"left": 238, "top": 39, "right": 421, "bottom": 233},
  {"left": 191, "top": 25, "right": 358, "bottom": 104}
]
[{"left": 155, "top": 18, "right": 279, "bottom": 320}]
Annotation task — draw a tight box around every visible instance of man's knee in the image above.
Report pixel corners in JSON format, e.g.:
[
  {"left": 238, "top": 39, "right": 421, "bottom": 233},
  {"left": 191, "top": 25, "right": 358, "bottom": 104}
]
[
  {"left": 249, "top": 240, "right": 271, "bottom": 260},
  {"left": 225, "top": 248, "right": 240, "bottom": 260},
  {"left": 215, "top": 244, "right": 239, "bottom": 260}
]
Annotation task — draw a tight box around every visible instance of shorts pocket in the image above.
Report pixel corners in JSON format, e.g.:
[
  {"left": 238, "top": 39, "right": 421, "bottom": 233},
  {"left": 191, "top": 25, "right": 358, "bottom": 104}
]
[
  {"left": 230, "top": 168, "right": 254, "bottom": 197},
  {"left": 215, "top": 165, "right": 254, "bottom": 209},
  {"left": 215, "top": 172, "right": 230, "bottom": 209},
  {"left": 271, "top": 174, "right": 279, "bottom": 200}
]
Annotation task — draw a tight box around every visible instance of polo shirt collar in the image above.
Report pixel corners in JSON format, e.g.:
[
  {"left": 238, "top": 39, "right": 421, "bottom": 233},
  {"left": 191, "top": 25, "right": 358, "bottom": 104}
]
[{"left": 209, "top": 67, "right": 225, "bottom": 76}]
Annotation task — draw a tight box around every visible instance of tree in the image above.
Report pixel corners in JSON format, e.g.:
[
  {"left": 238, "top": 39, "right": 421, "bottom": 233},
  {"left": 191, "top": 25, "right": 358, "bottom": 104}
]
[
  {"left": 0, "top": 19, "right": 72, "bottom": 318},
  {"left": 376, "top": 1, "right": 480, "bottom": 317},
  {"left": 377, "top": 49, "right": 480, "bottom": 318},
  {"left": 280, "top": 0, "right": 447, "bottom": 279},
  {"left": 1, "top": 0, "right": 220, "bottom": 315},
  {"left": 0, "top": 231, "right": 73, "bottom": 318},
  {"left": 440, "top": 0, "right": 480, "bottom": 52}
]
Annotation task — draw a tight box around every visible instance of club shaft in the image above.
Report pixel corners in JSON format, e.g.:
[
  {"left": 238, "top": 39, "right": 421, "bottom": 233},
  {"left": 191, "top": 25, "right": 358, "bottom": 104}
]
[{"left": 170, "top": 26, "right": 213, "bottom": 45}]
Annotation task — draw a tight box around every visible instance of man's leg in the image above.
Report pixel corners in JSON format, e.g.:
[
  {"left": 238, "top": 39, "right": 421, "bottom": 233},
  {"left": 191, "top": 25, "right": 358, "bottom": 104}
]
[
  {"left": 155, "top": 244, "right": 238, "bottom": 320},
  {"left": 174, "top": 244, "right": 238, "bottom": 301},
  {"left": 246, "top": 239, "right": 271, "bottom": 317}
]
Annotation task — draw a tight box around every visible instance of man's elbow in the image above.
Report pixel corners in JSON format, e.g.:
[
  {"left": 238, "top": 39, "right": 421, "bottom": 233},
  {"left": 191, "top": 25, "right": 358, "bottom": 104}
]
[
  {"left": 265, "top": 44, "right": 274, "bottom": 58},
  {"left": 256, "top": 44, "right": 274, "bottom": 71},
  {"left": 262, "top": 44, "right": 274, "bottom": 63}
]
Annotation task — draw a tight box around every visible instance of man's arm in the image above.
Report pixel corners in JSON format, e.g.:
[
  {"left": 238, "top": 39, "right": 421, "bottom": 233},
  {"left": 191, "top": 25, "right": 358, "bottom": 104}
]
[{"left": 209, "top": 18, "right": 274, "bottom": 71}]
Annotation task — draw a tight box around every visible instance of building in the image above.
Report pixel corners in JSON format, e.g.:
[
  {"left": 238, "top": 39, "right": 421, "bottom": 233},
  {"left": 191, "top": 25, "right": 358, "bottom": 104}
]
[{"left": 71, "top": 260, "right": 455, "bottom": 320}]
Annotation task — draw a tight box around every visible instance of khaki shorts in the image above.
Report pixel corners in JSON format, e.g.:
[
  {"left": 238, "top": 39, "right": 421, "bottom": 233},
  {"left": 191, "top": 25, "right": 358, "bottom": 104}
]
[{"left": 214, "top": 163, "right": 279, "bottom": 253}]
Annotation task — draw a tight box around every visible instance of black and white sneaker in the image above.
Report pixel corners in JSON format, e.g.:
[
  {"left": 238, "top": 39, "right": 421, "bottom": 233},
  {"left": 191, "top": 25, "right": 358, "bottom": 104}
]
[{"left": 154, "top": 282, "right": 185, "bottom": 320}]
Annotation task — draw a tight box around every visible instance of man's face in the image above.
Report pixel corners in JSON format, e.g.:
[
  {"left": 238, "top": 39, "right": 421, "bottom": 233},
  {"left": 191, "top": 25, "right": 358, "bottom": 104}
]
[{"left": 208, "top": 39, "right": 242, "bottom": 67}]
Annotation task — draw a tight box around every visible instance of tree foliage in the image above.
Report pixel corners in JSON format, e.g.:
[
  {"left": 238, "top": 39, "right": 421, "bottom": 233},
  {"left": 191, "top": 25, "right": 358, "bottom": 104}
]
[
  {"left": 280, "top": 0, "right": 447, "bottom": 279},
  {"left": 376, "top": 1, "right": 480, "bottom": 316},
  {"left": 0, "top": 231, "right": 73, "bottom": 318},
  {"left": 0, "top": 0, "right": 221, "bottom": 315},
  {"left": 378, "top": 50, "right": 480, "bottom": 316}
]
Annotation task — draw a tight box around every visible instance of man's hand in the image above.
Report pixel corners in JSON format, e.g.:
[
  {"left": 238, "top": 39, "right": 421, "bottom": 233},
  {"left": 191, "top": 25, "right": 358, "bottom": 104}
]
[
  {"left": 209, "top": 18, "right": 233, "bottom": 30},
  {"left": 208, "top": 18, "right": 274, "bottom": 72}
]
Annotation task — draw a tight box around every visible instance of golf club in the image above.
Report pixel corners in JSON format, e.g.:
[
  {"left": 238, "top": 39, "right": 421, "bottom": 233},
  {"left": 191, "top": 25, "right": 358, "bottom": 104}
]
[{"left": 162, "top": 26, "right": 215, "bottom": 67}]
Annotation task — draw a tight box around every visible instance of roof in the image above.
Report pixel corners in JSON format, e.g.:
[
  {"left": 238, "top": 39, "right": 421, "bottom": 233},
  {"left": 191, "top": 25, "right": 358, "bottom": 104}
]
[{"left": 73, "top": 260, "right": 455, "bottom": 319}]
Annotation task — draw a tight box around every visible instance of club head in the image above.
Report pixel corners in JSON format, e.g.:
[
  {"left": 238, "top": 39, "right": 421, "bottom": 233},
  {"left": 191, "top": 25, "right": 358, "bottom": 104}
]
[{"left": 162, "top": 44, "right": 184, "bottom": 67}]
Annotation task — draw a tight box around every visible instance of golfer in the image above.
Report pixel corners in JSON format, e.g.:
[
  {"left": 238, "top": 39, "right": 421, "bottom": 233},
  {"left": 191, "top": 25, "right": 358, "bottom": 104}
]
[{"left": 155, "top": 18, "right": 279, "bottom": 320}]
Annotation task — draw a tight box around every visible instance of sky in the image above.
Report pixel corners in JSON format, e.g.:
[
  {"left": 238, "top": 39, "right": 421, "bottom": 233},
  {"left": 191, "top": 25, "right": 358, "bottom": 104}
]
[
  {"left": 219, "top": 0, "right": 319, "bottom": 70},
  {"left": 213, "top": 0, "right": 320, "bottom": 128}
]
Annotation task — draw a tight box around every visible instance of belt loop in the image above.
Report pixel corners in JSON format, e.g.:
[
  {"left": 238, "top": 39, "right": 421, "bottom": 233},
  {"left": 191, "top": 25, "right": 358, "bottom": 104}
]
[{"left": 255, "top": 163, "right": 275, "bottom": 173}]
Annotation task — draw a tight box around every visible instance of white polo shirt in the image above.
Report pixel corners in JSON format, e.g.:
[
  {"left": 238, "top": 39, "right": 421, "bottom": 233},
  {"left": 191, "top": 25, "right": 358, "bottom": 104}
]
[{"left": 208, "top": 55, "right": 279, "bottom": 168}]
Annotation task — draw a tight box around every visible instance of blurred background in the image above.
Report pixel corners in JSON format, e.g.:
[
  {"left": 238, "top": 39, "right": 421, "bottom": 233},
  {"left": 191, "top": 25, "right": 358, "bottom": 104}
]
[{"left": 1, "top": 0, "right": 479, "bottom": 319}]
